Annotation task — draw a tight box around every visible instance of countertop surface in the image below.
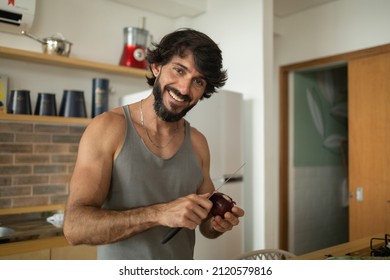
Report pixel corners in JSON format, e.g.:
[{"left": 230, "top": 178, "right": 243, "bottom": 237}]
[
  {"left": 293, "top": 233, "right": 390, "bottom": 260},
  {"left": 0, "top": 210, "right": 63, "bottom": 243},
  {"left": 0, "top": 205, "right": 72, "bottom": 257}
]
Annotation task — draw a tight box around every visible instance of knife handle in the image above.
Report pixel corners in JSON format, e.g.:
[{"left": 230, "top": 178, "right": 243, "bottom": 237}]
[{"left": 161, "top": 227, "right": 182, "bottom": 244}]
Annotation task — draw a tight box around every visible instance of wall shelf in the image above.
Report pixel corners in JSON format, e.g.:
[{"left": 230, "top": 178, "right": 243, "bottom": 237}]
[
  {"left": 0, "top": 45, "right": 149, "bottom": 125},
  {"left": 0, "top": 113, "right": 91, "bottom": 125},
  {"left": 0, "top": 46, "right": 150, "bottom": 78},
  {"left": 0, "top": 204, "right": 64, "bottom": 216}
]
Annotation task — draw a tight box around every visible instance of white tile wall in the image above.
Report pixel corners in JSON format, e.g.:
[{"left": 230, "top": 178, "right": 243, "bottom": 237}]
[{"left": 291, "top": 166, "right": 348, "bottom": 255}]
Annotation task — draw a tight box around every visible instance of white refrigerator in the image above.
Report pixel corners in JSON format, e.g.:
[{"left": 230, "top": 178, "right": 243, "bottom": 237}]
[{"left": 120, "top": 90, "right": 245, "bottom": 259}]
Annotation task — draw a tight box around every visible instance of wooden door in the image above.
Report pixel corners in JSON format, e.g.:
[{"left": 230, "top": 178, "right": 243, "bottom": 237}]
[{"left": 348, "top": 52, "right": 390, "bottom": 240}]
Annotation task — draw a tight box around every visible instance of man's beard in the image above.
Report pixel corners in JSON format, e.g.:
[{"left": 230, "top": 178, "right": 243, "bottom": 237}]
[{"left": 152, "top": 78, "right": 197, "bottom": 122}]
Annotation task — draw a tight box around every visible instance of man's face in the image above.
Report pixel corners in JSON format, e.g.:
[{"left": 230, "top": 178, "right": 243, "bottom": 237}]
[{"left": 151, "top": 52, "right": 207, "bottom": 122}]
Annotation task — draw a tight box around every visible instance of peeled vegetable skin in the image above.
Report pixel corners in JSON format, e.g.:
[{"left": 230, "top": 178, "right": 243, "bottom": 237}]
[{"left": 209, "top": 192, "right": 236, "bottom": 217}]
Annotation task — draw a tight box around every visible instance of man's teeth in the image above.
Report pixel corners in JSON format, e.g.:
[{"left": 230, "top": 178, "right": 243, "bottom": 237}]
[{"left": 169, "top": 90, "right": 184, "bottom": 102}]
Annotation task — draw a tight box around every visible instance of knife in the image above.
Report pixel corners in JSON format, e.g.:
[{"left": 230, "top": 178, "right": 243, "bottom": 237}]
[{"left": 161, "top": 162, "right": 246, "bottom": 244}]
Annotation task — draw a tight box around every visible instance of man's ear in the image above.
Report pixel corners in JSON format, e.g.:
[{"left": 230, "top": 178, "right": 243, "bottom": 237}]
[{"left": 151, "top": 63, "right": 162, "bottom": 77}]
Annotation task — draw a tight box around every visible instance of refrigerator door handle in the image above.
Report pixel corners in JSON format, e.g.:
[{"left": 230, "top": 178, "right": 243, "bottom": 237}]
[{"left": 214, "top": 175, "right": 243, "bottom": 184}]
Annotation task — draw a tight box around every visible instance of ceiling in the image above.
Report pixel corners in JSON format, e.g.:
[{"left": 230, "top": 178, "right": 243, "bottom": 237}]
[
  {"left": 110, "top": 0, "right": 339, "bottom": 19},
  {"left": 274, "top": 0, "right": 339, "bottom": 17},
  {"left": 109, "top": 0, "right": 207, "bottom": 18}
]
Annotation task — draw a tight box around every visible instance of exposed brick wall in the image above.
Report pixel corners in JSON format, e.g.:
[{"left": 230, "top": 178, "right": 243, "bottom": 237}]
[{"left": 0, "top": 120, "right": 86, "bottom": 209}]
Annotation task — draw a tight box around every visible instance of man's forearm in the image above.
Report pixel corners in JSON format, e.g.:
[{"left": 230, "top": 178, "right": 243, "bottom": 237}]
[{"left": 63, "top": 204, "right": 161, "bottom": 245}]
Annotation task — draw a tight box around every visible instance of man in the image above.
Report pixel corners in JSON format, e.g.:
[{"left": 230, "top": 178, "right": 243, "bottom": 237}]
[{"left": 63, "top": 28, "right": 244, "bottom": 259}]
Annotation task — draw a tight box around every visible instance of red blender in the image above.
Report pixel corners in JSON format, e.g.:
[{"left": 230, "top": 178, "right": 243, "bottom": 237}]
[{"left": 119, "top": 24, "right": 149, "bottom": 69}]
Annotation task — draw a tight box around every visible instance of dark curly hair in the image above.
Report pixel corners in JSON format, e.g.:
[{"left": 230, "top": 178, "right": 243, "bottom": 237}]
[{"left": 146, "top": 28, "right": 227, "bottom": 99}]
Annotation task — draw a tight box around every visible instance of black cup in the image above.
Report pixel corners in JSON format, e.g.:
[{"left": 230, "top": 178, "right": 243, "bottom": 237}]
[
  {"left": 59, "top": 90, "right": 87, "bottom": 118},
  {"left": 7, "top": 89, "right": 32, "bottom": 115},
  {"left": 35, "top": 93, "right": 57, "bottom": 116}
]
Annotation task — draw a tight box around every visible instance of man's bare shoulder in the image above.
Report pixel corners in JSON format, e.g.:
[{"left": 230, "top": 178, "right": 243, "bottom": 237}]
[
  {"left": 189, "top": 125, "right": 207, "bottom": 144},
  {"left": 81, "top": 107, "right": 127, "bottom": 144},
  {"left": 88, "top": 107, "right": 125, "bottom": 128}
]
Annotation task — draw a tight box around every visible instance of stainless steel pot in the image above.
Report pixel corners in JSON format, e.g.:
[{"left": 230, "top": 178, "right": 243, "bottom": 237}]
[{"left": 21, "top": 30, "right": 73, "bottom": 57}]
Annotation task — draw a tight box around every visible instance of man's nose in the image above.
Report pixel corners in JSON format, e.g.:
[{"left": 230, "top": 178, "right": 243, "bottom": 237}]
[{"left": 176, "top": 77, "right": 192, "bottom": 96}]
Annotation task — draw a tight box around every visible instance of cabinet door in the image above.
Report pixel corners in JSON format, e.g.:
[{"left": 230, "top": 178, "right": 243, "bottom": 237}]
[
  {"left": 50, "top": 245, "right": 96, "bottom": 260},
  {"left": 0, "top": 249, "right": 50, "bottom": 260},
  {"left": 348, "top": 52, "right": 390, "bottom": 240}
]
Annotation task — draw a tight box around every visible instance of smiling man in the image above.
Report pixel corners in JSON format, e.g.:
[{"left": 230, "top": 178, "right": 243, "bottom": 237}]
[{"left": 63, "top": 28, "right": 244, "bottom": 260}]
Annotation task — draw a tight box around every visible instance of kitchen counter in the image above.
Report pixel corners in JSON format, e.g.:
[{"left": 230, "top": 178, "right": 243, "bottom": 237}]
[
  {"left": 0, "top": 210, "right": 63, "bottom": 243},
  {"left": 0, "top": 206, "right": 96, "bottom": 259},
  {"left": 293, "top": 233, "right": 390, "bottom": 260},
  {"left": 0, "top": 205, "right": 66, "bottom": 257}
]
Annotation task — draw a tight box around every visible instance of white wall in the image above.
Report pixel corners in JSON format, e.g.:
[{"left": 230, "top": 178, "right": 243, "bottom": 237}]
[
  {"left": 1, "top": 0, "right": 273, "bottom": 253},
  {"left": 275, "top": 0, "right": 390, "bottom": 65},
  {"left": 0, "top": 0, "right": 176, "bottom": 63}
]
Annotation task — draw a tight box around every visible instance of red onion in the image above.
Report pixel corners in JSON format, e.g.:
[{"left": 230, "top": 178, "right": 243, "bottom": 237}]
[{"left": 209, "top": 192, "right": 236, "bottom": 217}]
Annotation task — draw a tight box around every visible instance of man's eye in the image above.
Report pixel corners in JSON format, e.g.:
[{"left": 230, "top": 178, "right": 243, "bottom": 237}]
[
  {"left": 194, "top": 79, "right": 205, "bottom": 87},
  {"left": 174, "top": 67, "right": 184, "bottom": 74}
]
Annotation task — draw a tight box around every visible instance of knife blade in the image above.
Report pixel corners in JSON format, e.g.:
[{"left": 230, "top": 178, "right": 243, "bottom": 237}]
[{"left": 161, "top": 162, "right": 246, "bottom": 244}]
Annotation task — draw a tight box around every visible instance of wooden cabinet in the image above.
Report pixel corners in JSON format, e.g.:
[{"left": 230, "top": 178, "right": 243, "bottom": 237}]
[
  {"left": 0, "top": 237, "right": 96, "bottom": 260},
  {"left": 0, "top": 249, "right": 50, "bottom": 260},
  {"left": 51, "top": 245, "right": 96, "bottom": 260},
  {"left": 0, "top": 246, "right": 96, "bottom": 260}
]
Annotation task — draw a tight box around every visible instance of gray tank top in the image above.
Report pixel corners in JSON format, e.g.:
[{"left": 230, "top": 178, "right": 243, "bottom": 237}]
[{"left": 97, "top": 105, "right": 204, "bottom": 259}]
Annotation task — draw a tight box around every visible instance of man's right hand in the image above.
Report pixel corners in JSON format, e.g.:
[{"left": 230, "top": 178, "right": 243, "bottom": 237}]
[{"left": 159, "top": 193, "right": 213, "bottom": 229}]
